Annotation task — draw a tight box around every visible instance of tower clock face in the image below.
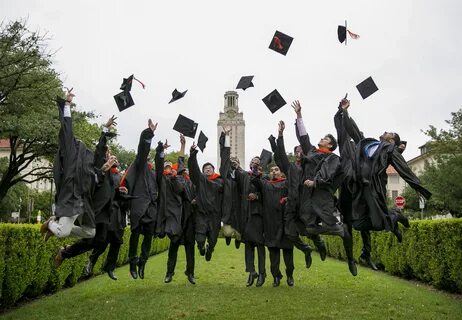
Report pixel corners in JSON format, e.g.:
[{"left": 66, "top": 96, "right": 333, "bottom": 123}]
[{"left": 228, "top": 110, "right": 236, "bottom": 118}]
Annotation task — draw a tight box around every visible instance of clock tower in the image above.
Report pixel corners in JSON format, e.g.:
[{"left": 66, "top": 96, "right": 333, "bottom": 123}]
[{"left": 217, "top": 91, "right": 245, "bottom": 169}]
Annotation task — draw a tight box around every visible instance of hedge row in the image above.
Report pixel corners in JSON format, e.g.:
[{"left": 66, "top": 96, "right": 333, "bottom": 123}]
[
  {"left": 0, "top": 224, "right": 169, "bottom": 308},
  {"left": 306, "top": 218, "right": 462, "bottom": 293}
]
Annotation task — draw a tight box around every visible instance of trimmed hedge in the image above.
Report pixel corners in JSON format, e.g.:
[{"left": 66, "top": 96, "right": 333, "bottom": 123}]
[
  {"left": 306, "top": 218, "right": 462, "bottom": 293},
  {"left": 0, "top": 224, "right": 169, "bottom": 308}
]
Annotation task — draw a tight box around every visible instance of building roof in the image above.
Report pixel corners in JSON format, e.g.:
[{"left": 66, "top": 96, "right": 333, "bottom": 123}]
[
  {"left": 386, "top": 165, "right": 398, "bottom": 175},
  {"left": 0, "top": 139, "right": 9, "bottom": 148}
]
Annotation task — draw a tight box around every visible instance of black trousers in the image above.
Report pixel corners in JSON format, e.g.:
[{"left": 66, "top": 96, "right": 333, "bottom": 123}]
[
  {"left": 268, "top": 247, "right": 294, "bottom": 278},
  {"left": 245, "top": 242, "right": 266, "bottom": 275},
  {"left": 129, "top": 230, "right": 152, "bottom": 262},
  {"left": 89, "top": 240, "right": 122, "bottom": 271},
  {"left": 61, "top": 223, "right": 107, "bottom": 259},
  {"left": 166, "top": 240, "right": 195, "bottom": 276}
]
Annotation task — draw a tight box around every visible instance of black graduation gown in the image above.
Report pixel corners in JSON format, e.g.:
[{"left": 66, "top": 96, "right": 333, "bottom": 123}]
[
  {"left": 274, "top": 135, "right": 305, "bottom": 238},
  {"left": 53, "top": 97, "right": 95, "bottom": 228},
  {"left": 296, "top": 125, "right": 343, "bottom": 228},
  {"left": 124, "top": 128, "right": 162, "bottom": 234},
  {"left": 158, "top": 151, "right": 185, "bottom": 241},
  {"left": 176, "top": 172, "right": 195, "bottom": 245},
  {"left": 108, "top": 171, "right": 129, "bottom": 243},
  {"left": 92, "top": 131, "right": 116, "bottom": 226},
  {"left": 252, "top": 176, "right": 292, "bottom": 249},
  {"left": 187, "top": 149, "right": 224, "bottom": 238},
  {"left": 342, "top": 110, "right": 432, "bottom": 231}
]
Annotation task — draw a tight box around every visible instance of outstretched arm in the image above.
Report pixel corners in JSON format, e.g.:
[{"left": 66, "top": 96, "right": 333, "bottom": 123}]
[
  {"left": 134, "top": 119, "right": 157, "bottom": 168},
  {"left": 276, "top": 121, "right": 290, "bottom": 175},
  {"left": 391, "top": 149, "right": 432, "bottom": 200},
  {"left": 339, "top": 98, "right": 364, "bottom": 144},
  {"left": 219, "top": 127, "right": 231, "bottom": 177},
  {"left": 187, "top": 142, "right": 202, "bottom": 187},
  {"left": 292, "top": 100, "right": 314, "bottom": 154}
]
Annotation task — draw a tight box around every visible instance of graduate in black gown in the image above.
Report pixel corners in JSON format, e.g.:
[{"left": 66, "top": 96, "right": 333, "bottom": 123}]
[
  {"left": 292, "top": 101, "right": 357, "bottom": 276},
  {"left": 53, "top": 115, "right": 120, "bottom": 268},
  {"left": 41, "top": 90, "right": 99, "bottom": 241},
  {"left": 162, "top": 135, "right": 196, "bottom": 284},
  {"left": 188, "top": 140, "right": 225, "bottom": 262},
  {"left": 123, "top": 119, "right": 164, "bottom": 279},
  {"left": 220, "top": 127, "right": 266, "bottom": 287},
  {"left": 84, "top": 166, "right": 131, "bottom": 280},
  {"left": 336, "top": 97, "right": 432, "bottom": 242}
]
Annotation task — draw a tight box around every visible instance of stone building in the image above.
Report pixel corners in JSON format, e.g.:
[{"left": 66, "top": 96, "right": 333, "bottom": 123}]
[{"left": 217, "top": 91, "right": 245, "bottom": 170}]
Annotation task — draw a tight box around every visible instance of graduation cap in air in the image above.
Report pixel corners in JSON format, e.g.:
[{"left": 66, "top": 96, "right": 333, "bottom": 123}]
[
  {"left": 259, "top": 149, "right": 272, "bottom": 167},
  {"left": 169, "top": 89, "right": 188, "bottom": 104},
  {"left": 113, "top": 91, "right": 135, "bottom": 112},
  {"left": 269, "top": 30, "right": 293, "bottom": 56},
  {"left": 356, "top": 76, "right": 379, "bottom": 99},
  {"left": 236, "top": 76, "right": 254, "bottom": 91},
  {"left": 262, "top": 89, "right": 287, "bottom": 113},
  {"left": 197, "top": 131, "right": 208, "bottom": 152},
  {"left": 173, "top": 114, "right": 198, "bottom": 138},
  {"left": 337, "top": 21, "right": 360, "bottom": 45},
  {"left": 120, "top": 74, "right": 146, "bottom": 92}
]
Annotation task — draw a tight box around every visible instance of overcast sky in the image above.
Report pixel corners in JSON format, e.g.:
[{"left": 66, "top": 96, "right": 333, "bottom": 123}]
[{"left": 2, "top": 0, "right": 461, "bottom": 166}]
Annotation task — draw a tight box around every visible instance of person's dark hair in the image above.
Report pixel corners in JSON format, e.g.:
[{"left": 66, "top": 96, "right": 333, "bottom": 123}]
[
  {"left": 326, "top": 134, "right": 337, "bottom": 151},
  {"left": 202, "top": 162, "right": 215, "bottom": 171}
]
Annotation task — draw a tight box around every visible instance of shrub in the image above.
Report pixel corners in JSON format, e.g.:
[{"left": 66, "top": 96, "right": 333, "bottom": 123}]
[
  {"left": 304, "top": 219, "right": 462, "bottom": 293},
  {"left": 0, "top": 224, "right": 169, "bottom": 308}
]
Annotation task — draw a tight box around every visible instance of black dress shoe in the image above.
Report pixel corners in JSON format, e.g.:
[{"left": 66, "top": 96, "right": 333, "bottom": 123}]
[
  {"left": 256, "top": 273, "right": 266, "bottom": 287},
  {"left": 107, "top": 270, "right": 118, "bottom": 281},
  {"left": 138, "top": 260, "right": 146, "bottom": 279},
  {"left": 235, "top": 239, "right": 241, "bottom": 249},
  {"left": 286, "top": 275, "right": 294, "bottom": 287},
  {"left": 304, "top": 249, "right": 313, "bottom": 269},
  {"left": 225, "top": 237, "right": 232, "bottom": 246},
  {"left": 272, "top": 276, "right": 282, "bottom": 287},
  {"left": 129, "top": 259, "right": 138, "bottom": 279},
  {"left": 84, "top": 260, "right": 94, "bottom": 277},
  {"left": 185, "top": 273, "right": 196, "bottom": 285},
  {"left": 359, "top": 254, "right": 378, "bottom": 271},
  {"left": 246, "top": 272, "right": 258, "bottom": 287},
  {"left": 348, "top": 259, "right": 358, "bottom": 276},
  {"left": 164, "top": 273, "right": 174, "bottom": 283}
]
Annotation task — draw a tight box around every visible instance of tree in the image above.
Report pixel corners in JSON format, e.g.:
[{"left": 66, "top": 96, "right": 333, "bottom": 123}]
[
  {"left": 406, "top": 109, "right": 462, "bottom": 217},
  {"left": 0, "top": 19, "right": 100, "bottom": 204}
]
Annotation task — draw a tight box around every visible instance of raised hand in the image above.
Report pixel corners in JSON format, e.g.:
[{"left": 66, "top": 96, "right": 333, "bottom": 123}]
[
  {"left": 102, "top": 155, "right": 117, "bottom": 171},
  {"left": 278, "top": 120, "right": 285, "bottom": 134},
  {"left": 180, "top": 134, "right": 186, "bottom": 146},
  {"left": 65, "top": 87, "right": 75, "bottom": 103},
  {"left": 190, "top": 141, "right": 197, "bottom": 153},
  {"left": 163, "top": 139, "right": 171, "bottom": 150},
  {"left": 104, "top": 115, "right": 118, "bottom": 128},
  {"left": 291, "top": 100, "right": 302, "bottom": 115},
  {"left": 222, "top": 125, "right": 232, "bottom": 135},
  {"left": 148, "top": 119, "right": 158, "bottom": 132},
  {"left": 339, "top": 94, "right": 350, "bottom": 110}
]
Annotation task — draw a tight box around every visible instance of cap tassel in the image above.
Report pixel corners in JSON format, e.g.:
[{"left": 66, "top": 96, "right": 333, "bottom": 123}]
[
  {"left": 347, "top": 30, "right": 360, "bottom": 40},
  {"left": 273, "top": 36, "right": 283, "bottom": 50},
  {"left": 134, "top": 77, "right": 146, "bottom": 89}
]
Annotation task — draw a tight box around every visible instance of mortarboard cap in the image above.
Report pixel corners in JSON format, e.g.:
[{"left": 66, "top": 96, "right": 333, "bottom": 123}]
[
  {"left": 173, "top": 114, "right": 198, "bottom": 138},
  {"left": 338, "top": 24, "right": 347, "bottom": 44},
  {"left": 356, "top": 76, "right": 379, "bottom": 99},
  {"left": 120, "top": 75, "right": 134, "bottom": 92},
  {"left": 236, "top": 76, "right": 254, "bottom": 90},
  {"left": 114, "top": 91, "right": 135, "bottom": 112},
  {"left": 262, "top": 89, "right": 287, "bottom": 113},
  {"left": 259, "top": 149, "right": 272, "bottom": 167},
  {"left": 169, "top": 88, "right": 188, "bottom": 104},
  {"left": 269, "top": 30, "right": 293, "bottom": 56},
  {"left": 197, "top": 131, "right": 208, "bottom": 152}
]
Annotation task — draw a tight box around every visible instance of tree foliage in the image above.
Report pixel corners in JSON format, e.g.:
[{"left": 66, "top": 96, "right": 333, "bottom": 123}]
[{"left": 405, "top": 109, "right": 462, "bottom": 217}]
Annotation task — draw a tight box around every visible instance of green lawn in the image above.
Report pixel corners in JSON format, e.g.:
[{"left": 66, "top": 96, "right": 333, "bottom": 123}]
[{"left": 2, "top": 239, "right": 461, "bottom": 320}]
